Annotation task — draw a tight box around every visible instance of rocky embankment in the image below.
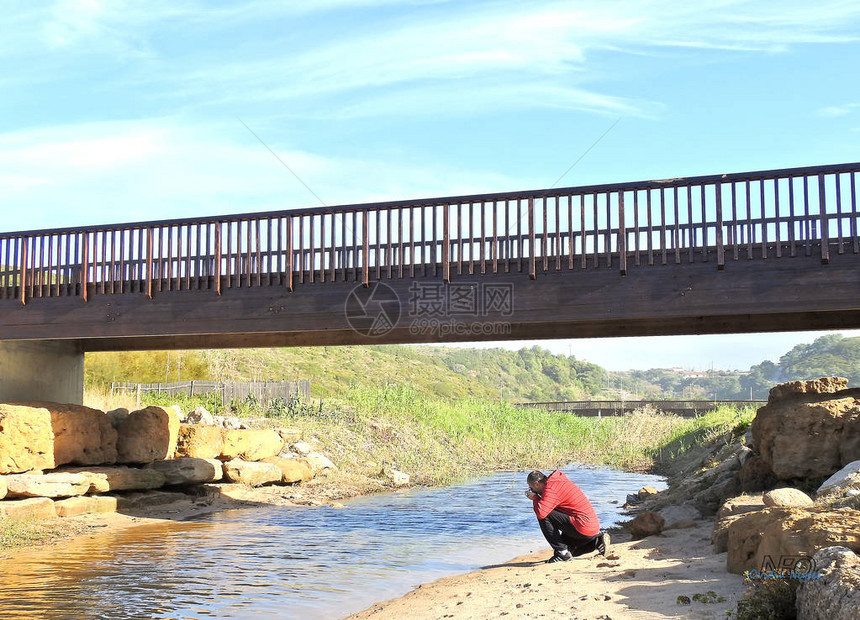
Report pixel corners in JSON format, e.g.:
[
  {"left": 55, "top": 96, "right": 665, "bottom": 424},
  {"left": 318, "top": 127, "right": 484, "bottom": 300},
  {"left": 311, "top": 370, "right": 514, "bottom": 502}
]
[
  {"left": 0, "top": 402, "right": 405, "bottom": 522},
  {"left": 625, "top": 377, "right": 860, "bottom": 618}
]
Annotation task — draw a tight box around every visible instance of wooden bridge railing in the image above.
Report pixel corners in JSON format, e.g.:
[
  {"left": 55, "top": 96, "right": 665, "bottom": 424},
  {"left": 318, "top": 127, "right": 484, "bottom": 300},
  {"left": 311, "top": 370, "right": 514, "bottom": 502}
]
[{"left": 1, "top": 162, "right": 858, "bottom": 304}]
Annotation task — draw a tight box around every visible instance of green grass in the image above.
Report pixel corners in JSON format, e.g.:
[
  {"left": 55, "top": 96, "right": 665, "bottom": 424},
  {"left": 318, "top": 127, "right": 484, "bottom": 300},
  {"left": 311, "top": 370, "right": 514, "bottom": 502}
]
[{"left": 0, "top": 517, "right": 78, "bottom": 550}]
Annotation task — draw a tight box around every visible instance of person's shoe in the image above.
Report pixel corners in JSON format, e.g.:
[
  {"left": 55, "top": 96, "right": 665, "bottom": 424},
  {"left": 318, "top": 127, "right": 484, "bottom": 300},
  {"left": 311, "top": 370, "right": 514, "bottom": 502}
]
[
  {"left": 545, "top": 551, "right": 572, "bottom": 564},
  {"left": 596, "top": 531, "right": 611, "bottom": 557}
]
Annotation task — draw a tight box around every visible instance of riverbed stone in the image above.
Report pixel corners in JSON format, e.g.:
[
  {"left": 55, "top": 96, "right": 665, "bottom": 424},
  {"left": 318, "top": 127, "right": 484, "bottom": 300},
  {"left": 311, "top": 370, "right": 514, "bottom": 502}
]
[
  {"left": 28, "top": 402, "right": 118, "bottom": 466},
  {"left": 220, "top": 429, "right": 284, "bottom": 462},
  {"left": 185, "top": 407, "right": 215, "bottom": 425},
  {"left": 58, "top": 465, "right": 166, "bottom": 493},
  {"left": 383, "top": 467, "right": 410, "bottom": 487},
  {"left": 145, "top": 457, "right": 223, "bottom": 485},
  {"left": 222, "top": 459, "right": 282, "bottom": 487},
  {"left": 638, "top": 486, "right": 659, "bottom": 500},
  {"left": 659, "top": 503, "right": 702, "bottom": 527},
  {"left": 627, "top": 511, "right": 665, "bottom": 539},
  {"left": 763, "top": 488, "right": 814, "bottom": 508},
  {"left": 303, "top": 452, "right": 337, "bottom": 473},
  {"left": 796, "top": 546, "right": 860, "bottom": 620},
  {"left": 290, "top": 441, "right": 314, "bottom": 456},
  {"left": 3, "top": 472, "right": 90, "bottom": 498},
  {"left": 259, "top": 456, "right": 313, "bottom": 483},
  {"left": 0, "top": 497, "right": 56, "bottom": 520},
  {"left": 175, "top": 424, "right": 223, "bottom": 459},
  {"left": 55, "top": 495, "right": 118, "bottom": 518},
  {"left": 817, "top": 460, "right": 860, "bottom": 499},
  {"left": 112, "top": 490, "right": 191, "bottom": 511},
  {"left": 116, "top": 406, "right": 181, "bottom": 464},
  {"left": 0, "top": 403, "right": 55, "bottom": 473}
]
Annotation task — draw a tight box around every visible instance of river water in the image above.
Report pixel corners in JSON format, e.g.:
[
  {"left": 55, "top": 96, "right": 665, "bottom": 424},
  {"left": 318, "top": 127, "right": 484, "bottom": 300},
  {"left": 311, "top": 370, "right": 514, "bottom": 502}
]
[{"left": 0, "top": 466, "right": 664, "bottom": 619}]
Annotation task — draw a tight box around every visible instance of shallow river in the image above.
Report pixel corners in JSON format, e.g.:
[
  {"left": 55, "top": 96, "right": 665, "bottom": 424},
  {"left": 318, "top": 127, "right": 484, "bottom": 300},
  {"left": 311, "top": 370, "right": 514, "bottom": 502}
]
[{"left": 0, "top": 466, "right": 664, "bottom": 619}]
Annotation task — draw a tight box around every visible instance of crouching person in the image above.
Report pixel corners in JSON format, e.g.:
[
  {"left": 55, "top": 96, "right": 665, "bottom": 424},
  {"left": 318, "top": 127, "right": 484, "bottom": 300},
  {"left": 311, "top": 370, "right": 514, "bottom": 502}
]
[{"left": 525, "top": 469, "right": 610, "bottom": 563}]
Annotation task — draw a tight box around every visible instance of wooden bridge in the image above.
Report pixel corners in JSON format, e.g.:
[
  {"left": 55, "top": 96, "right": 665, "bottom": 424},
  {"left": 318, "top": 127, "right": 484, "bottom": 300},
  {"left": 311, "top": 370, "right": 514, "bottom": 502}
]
[
  {"left": 1, "top": 162, "right": 859, "bottom": 402},
  {"left": 516, "top": 400, "right": 767, "bottom": 418}
]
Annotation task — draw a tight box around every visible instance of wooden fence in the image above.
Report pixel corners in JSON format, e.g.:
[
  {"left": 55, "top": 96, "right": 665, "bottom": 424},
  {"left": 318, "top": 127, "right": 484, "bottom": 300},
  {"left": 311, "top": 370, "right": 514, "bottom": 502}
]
[{"left": 111, "top": 379, "right": 311, "bottom": 405}]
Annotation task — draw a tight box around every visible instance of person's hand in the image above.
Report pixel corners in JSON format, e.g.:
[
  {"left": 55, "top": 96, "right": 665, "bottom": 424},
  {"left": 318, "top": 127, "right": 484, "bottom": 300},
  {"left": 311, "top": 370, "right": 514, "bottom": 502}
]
[{"left": 525, "top": 490, "right": 536, "bottom": 500}]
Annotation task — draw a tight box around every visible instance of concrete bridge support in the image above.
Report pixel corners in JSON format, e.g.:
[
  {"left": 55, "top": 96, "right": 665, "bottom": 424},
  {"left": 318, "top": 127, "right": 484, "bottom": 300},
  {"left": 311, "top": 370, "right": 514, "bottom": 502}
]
[{"left": 0, "top": 341, "right": 84, "bottom": 405}]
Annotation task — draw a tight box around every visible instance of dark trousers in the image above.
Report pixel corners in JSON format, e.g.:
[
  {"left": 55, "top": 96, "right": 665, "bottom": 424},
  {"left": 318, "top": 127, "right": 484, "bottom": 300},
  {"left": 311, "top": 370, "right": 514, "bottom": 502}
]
[{"left": 538, "top": 509, "right": 599, "bottom": 556}]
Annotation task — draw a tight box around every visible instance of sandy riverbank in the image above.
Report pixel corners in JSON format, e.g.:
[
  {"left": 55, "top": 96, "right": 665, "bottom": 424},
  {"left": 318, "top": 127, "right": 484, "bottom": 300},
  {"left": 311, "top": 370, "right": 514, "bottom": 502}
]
[{"left": 349, "top": 519, "right": 744, "bottom": 620}]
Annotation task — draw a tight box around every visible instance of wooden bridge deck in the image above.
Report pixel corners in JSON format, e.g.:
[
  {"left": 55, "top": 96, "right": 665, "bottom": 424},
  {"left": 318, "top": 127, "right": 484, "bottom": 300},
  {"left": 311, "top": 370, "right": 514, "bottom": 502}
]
[{"left": 1, "top": 162, "right": 859, "bottom": 351}]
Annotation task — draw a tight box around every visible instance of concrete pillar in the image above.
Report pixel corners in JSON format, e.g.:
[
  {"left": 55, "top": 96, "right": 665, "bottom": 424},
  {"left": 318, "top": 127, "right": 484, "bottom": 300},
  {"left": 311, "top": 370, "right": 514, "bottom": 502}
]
[{"left": 0, "top": 340, "right": 84, "bottom": 404}]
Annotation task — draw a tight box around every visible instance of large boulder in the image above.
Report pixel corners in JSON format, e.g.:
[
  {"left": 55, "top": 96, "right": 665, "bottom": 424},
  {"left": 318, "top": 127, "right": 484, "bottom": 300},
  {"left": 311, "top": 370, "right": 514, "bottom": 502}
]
[
  {"left": 220, "top": 429, "right": 284, "bottom": 462},
  {"left": 627, "top": 511, "right": 665, "bottom": 539},
  {"left": 115, "top": 406, "right": 181, "bottom": 464},
  {"left": 259, "top": 456, "right": 313, "bottom": 483},
  {"left": 0, "top": 403, "right": 55, "bottom": 473},
  {"left": 712, "top": 495, "right": 767, "bottom": 553},
  {"left": 763, "top": 488, "right": 814, "bottom": 508},
  {"left": 222, "top": 459, "right": 282, "bottom": 487},
  {"left": 0, "top": 497, "right": 56, "bottom": 519},
  {"left": 175, "top": 425, "right": 223, "bottom": 459},
  {"left": 3, "top": 472, "right": 90, "bottom": 498},
  {"left": 58, "top": 466, "right": 166, "bottom": 493},
  {"left": 27, "top": 402, "right": 118, "bottom": 466},
  {"left": 796, "top": 546, "right": 860, "bottom": 620},
  {"left": 106, "top": 408, "right": 130, "bottom": 429},
  {"left": 55, "top": 495, "right": 118, "bottom": 518},
  {"left": 145, "top": 458, "right": 223, "bottom": 485},
  {"left": 751, "top": 378, "right": 860, "bottom": 480},
  {"left": 727, "top": 507, "right": 860, "bottom": 574}
]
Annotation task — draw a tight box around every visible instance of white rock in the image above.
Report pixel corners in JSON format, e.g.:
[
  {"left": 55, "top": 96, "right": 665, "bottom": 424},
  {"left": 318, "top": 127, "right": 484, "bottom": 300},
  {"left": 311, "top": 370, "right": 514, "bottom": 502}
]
[
  {"left": 303, "top": 452, "right": 337, "bottom": 473},
  {"left": 291, "top": 441, "right": 313, "bottom": 455},
  {"left": 385, "top": 468, "right": 410, "bottom": 487},
  {"left": 817, "top": 460, "right": 860, "bottom": 498},
  {"left": 185, "top": 407, "right": 215, "bottom": 426},
  {"left": 3, "top": 472, "right": 90, "bottom": 498}
]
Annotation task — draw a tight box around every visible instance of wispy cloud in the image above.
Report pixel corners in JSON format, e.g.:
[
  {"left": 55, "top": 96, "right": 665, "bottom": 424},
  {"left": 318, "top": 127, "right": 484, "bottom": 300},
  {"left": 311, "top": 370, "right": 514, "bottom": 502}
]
[
  {"left": 818, "top": 103, "right": 860, "bottom": 117},
  {"left": 0, "top": 119, "right": 517, "bottom": 232}
]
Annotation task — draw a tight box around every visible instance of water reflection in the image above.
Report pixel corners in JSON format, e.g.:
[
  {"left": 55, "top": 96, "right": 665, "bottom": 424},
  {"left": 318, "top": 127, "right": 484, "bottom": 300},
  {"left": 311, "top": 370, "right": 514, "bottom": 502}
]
[{"left": 0, "top": 466, "right": 664, "bottom": 619}]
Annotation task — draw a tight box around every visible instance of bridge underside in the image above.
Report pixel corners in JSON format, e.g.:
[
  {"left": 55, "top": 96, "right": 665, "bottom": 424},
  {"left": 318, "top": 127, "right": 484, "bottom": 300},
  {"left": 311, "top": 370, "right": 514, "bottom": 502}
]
[{"left": 1, "top": 252, "right": 858, "bottom": 351}]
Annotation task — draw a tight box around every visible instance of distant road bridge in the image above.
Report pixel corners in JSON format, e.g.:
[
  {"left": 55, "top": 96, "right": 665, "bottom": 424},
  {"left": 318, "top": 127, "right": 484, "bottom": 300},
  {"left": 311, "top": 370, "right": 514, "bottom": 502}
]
[
  {"left": 516, "top": 400, "right": 767, "bottom": 418},
  {"left": 1, "top": 161, "right": 859, "bottom": 403}
]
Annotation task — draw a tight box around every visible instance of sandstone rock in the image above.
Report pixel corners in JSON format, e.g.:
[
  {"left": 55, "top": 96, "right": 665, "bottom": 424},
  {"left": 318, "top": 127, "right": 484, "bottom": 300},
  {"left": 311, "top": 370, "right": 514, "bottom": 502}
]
[
  {"left": 665, "top": 519, "right": 698, "bottom": 530},
  {"left": 27, "top": 402, "right": 118, "bottom": 466},
  {"left": 739, "top": 454, "right": 778, "bottom": 492},
  {"left": 0, "top": 476, "right": 5, "bottom": 500},
  {"left": 817, "top": 460, "right": 860, "bottom": 498},
  {"left": 0, "top": 497, "right": 56, "bottom": 520},
  {"left": 116, "top": 406, "right": 181, "bottom": 464},
  {"left": 727, "top": 507, "right": 860, "bottom": 574},
  {"left": 276, "top": 428, "right": 301, "bottom": 444},
  {"left": 106, "top": 408, "right": 130, "bottom": 429},
  {"left": 175, "top": 424, "right": 223, "bottom": 459},
  {"left": 717, "top": 495, "right": 766, "bottom": 519},
  {"left": 220, "top": 429, "right": 284, "bottom": 462},
  {"left": 145, "top": 458, "right": 223, "bottom": 485},
  {"left": 659, "top": 503, "right": 702, "bottom": 527},
  {"left": 0, "top": 403, "right": 54, "bottom": 473},
  {"left": 767, "top": 377, "right": 848, "bottom": 404},
  {"left": 55, "top": 495, "right": 118, "bottom": 518},
  {"left": 186, "top": 407, "right": 215, "bottom": 425},
  {"left": 222, "top": 459, "right": 282, "bottom": 487},
  {"left": 797, "top": 546, "right": 860, "bottom": 620},
  {"left": 291, "top": 441, "right": 314, "bottom": 456},
  {"left": 58, "top": 466, "right": 166, "bottom": 493},
  {"left": 3, "top": 472, "right": 90, "bottom": 498},
  {"left": 384, "top": 468, "right": 410, "bottom": 487},
  {"left": 303, "top": 452, "right": 337, "bottom": 473},
  {"left": 260, "top": 456, "right": 313, "bottom": 483},
  {"left": 751, "top": 385, "right": 860, "bottom": 480},
  {"left": 113, "top": 490, "right": 190, "bottom": 511},
  {"left": 638, "top": 486, "right": 659, "bottom": 499},
  {"left": 627, "top": 511, "right": 665, "bottom": 539},
  {"left": 763, "top": 488, "right": 814, "bottom": 508}
]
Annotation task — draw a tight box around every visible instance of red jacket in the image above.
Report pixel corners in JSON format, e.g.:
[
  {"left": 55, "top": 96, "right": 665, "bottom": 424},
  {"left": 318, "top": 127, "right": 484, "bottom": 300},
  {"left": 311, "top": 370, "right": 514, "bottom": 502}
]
[{"left": 532, "top": 470, "right": 600, "bottom": 536}]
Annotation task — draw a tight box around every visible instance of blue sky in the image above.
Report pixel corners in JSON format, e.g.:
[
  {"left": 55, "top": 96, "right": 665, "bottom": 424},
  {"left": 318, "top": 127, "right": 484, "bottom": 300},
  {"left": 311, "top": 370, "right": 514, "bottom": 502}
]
[{"left": 2, "top": 0, "right": 859, "bottom": 370}]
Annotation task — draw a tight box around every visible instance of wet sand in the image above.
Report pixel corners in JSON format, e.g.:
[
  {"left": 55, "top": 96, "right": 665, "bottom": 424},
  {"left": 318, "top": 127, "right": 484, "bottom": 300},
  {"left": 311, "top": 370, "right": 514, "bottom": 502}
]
[{"left": 348, "top": 520, "right": 744, "bottom": 620}]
